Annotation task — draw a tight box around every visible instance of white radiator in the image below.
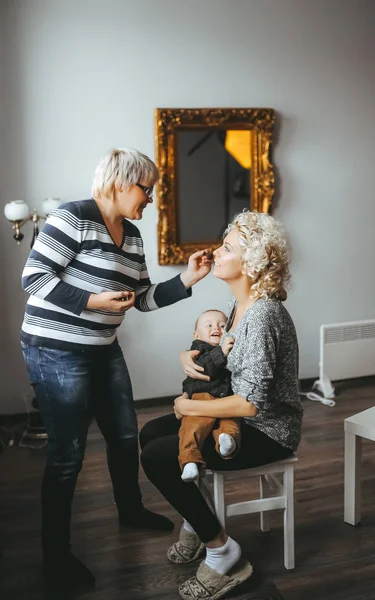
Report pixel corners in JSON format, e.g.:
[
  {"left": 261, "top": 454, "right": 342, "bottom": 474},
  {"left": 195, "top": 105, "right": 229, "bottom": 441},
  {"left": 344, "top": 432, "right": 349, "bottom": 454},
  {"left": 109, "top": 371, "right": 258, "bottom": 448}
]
[{"left": 313, "top": 319, "right": 375, "bottom": 399}]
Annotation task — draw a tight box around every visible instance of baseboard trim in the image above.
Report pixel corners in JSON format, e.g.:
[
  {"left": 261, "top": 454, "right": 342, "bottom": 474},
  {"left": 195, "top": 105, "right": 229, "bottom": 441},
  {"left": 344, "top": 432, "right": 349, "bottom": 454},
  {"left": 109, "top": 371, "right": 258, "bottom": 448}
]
[
  {"left": 2, "top": 375, "right": 375, "bottom": 420},
  {"left": 135, "top": 395, "right": 176, "bottom": 408},
  {"left": 135, "top": 375, "right": 375, "bottom": 406},
  {"left": 0, "top": 396, "right": 177, "bottom": 423},
  {"left": 137, "top": 379, "right": 318, "bottom": 407}
]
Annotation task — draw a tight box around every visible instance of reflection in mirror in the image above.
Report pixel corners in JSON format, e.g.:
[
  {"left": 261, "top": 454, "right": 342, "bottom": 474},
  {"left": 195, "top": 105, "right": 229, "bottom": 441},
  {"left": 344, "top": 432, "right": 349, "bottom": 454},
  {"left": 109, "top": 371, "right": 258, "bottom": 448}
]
[{"left": 176, "top": 130, "right": 252, "bottom": 244}]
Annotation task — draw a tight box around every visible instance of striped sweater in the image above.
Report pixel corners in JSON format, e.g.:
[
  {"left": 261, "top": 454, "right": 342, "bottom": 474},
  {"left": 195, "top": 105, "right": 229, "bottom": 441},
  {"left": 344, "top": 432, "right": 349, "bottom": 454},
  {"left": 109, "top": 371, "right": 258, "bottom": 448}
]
[{"left": 21, "top": 199, "right": 191, "bottom": 350}]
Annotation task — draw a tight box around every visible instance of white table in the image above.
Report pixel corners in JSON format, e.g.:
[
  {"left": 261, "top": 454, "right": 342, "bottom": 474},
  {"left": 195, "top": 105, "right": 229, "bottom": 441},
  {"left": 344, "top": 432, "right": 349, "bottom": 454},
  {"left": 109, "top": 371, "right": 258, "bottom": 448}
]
[{"left": 344, "top": 406, "right": 375, "bottom": 525}]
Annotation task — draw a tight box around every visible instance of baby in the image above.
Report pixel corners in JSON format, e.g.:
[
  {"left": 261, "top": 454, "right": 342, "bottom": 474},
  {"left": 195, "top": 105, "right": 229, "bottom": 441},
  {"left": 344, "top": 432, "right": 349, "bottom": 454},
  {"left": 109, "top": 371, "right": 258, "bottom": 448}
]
[{"left": 179, "top": 309, "right": 240, "bottom": 482}]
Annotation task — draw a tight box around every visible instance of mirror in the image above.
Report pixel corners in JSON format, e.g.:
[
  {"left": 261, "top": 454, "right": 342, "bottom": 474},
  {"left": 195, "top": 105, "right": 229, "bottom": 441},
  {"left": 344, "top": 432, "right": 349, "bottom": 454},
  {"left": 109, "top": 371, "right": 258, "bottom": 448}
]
[{"left": 155, "top": 108, "right": 275, "bottom": 264}]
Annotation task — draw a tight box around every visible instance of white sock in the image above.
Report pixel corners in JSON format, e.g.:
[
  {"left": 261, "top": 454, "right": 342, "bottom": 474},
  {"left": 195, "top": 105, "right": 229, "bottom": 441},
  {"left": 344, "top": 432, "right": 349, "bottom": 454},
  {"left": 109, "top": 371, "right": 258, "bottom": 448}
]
[
  {"left": 219, "top": 433, "right": 237, "bottom": 458},
  {"left": 183, "top": 519, "right": 196, "bottom": 534},
  {"left": 181, "top": 463, "right": 199, "bottom": 482},
  {"left": 205, "top": 537, "right": 242, "bottom": 575}
]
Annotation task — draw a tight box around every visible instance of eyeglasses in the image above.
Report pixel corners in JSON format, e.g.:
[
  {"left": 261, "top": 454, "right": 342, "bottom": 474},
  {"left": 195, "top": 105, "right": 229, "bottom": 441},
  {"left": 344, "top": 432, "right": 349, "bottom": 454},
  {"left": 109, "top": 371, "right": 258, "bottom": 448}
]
[{"left": 136, "top": 183, "right": 153, "bottom": 199}]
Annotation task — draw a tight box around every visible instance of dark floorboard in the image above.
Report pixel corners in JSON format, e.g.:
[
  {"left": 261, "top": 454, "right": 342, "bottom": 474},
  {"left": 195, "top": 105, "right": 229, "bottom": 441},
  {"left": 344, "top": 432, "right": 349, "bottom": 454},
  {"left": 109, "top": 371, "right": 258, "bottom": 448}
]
[{"left": 1, "top": 379, "right": 375, "bottom": 599}]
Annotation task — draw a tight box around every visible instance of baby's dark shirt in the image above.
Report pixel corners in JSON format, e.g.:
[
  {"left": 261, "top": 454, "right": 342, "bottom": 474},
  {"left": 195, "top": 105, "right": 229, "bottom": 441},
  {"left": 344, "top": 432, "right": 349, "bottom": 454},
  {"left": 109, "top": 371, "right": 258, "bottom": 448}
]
[{"left": 182, "top": 339, "right": 232, "bottom": 398}]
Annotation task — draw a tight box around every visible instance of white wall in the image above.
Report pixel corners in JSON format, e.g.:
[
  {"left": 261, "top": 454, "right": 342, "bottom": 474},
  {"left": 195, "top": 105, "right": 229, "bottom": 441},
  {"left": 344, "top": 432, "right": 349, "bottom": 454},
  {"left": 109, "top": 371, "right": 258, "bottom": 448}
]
[
  {"left": 0, "top": 0, "right": 23, "bottom": 413},
  {"left": 1, "top": 0, "right": 375, "bottom": 413}
]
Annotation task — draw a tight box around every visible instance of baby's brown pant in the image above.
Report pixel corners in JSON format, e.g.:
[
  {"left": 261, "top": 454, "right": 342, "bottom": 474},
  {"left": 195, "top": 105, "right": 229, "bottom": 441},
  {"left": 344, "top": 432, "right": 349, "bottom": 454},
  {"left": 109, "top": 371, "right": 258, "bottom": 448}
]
[{"left": 178, "top": 393, "right": 241, "bottom": 469}]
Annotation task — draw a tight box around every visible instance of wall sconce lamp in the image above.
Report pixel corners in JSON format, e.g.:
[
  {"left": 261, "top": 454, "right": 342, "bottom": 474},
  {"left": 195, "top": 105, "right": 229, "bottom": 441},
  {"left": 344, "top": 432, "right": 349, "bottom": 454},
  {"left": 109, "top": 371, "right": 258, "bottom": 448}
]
[{"left": 4, "top": 198, "right": 62, "bottom": 247}]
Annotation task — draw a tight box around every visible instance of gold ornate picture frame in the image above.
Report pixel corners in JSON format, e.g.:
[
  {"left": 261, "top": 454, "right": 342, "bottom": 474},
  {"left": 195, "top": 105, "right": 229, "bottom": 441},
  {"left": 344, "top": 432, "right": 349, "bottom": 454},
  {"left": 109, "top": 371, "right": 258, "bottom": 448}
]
[{"left": 155, "top": 107, "right": 275, "bottom": 265}]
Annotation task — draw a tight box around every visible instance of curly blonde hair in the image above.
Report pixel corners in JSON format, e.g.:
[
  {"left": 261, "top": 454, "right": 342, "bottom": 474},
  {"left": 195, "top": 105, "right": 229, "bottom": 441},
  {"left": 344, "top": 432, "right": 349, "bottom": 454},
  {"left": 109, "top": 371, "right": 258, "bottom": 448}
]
[{"left": 225, "top": 210, "right": 291, "bottom": 301}]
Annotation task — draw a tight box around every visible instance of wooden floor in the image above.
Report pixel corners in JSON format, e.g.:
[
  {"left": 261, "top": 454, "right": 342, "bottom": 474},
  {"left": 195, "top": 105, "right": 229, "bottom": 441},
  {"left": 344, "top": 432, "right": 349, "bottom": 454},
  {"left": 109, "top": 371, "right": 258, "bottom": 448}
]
[{"left": 1, "top": 380, "right": 375, "bottom": 600}]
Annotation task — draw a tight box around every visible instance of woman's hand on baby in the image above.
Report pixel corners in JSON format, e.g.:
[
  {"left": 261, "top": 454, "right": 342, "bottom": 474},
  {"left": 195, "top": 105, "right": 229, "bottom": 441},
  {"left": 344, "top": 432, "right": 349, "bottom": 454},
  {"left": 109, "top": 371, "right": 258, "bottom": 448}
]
[
  {"left": 180, "top": 350, "right": 210, "bottom": 381},
  {"left": 174, "top": 393, "right": 189, "bottom": 419},
  {"left": 221, "top": 335, "right": 235, "bottom": 357},
  {"left": 173, "top": 405, "right": 183, "bottom": 420},
  {"left": 86, "top": 291, "right": 135, "bottom": 313},
  {"left": 180, "top": 249, "right": 213, "bottom": 288}
]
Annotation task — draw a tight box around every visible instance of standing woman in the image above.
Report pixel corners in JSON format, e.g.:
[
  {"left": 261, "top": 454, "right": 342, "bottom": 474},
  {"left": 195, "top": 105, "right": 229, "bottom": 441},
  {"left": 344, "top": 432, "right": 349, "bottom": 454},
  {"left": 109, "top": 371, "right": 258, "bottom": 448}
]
[
  {"left": 20, "top": 148, "right": 211, "bottom": 589},
  {"left": 140, "top": 211, "right": 302, "bottom": 600}
]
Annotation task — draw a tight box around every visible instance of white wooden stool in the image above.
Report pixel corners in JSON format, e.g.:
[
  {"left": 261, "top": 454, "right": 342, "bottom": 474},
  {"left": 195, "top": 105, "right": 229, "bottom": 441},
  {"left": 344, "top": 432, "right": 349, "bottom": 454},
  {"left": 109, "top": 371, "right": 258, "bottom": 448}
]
[
  {"left": 344, "top": 405, "right": 375, "bottom": 526},
  {"left": 199, "top": 456, "right": 298, "bottom": 570}
]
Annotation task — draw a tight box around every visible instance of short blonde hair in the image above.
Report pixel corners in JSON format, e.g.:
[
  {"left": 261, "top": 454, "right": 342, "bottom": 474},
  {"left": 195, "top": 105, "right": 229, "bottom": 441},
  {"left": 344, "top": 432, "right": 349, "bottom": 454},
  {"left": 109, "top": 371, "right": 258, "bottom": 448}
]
[
  {"left": 92, "top": 147, "right": 158, "bottom": 199},
  {"left": 225, "top": 211, "right": 291, "bottom": 301}
]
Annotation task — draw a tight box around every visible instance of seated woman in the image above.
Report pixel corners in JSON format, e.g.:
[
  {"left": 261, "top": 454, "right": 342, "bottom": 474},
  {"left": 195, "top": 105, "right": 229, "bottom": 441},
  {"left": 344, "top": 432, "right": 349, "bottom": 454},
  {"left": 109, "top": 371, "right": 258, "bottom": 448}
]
[{"left": 140, "top": 210, "right": 303, "bottom": 600}]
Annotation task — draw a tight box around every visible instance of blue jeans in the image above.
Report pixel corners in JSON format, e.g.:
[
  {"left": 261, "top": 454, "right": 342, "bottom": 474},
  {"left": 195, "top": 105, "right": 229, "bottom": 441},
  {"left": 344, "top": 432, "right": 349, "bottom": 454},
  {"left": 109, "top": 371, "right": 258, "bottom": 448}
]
[{"left": 21, "top": 341, "right": 141, "bottom": 556}]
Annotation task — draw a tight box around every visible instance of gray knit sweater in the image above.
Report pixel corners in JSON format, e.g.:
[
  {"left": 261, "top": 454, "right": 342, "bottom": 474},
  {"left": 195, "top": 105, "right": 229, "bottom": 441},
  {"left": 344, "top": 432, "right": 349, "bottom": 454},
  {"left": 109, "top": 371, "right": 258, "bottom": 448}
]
[{"left": 223, "top": 298, "right": 302, "bottom": 452}]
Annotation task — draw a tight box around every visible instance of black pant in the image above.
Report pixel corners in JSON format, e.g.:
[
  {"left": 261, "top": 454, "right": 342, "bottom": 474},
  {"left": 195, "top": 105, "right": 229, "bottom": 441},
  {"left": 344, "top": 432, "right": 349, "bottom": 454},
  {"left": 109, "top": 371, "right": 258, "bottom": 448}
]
[
  {"left": 21, "top": 342, "right": 141, "bottom": 557},
  {"left": 140, "top": 414, "right": 292, "bottom": 543}
]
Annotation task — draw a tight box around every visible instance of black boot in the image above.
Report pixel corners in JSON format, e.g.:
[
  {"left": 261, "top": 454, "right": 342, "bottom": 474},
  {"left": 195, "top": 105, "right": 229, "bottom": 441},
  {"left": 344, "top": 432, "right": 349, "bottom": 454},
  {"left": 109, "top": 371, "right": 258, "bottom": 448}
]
[
  {"left": 119, "top": 506, "right": 174, "bottom": 532},
  {"left": 41, "top": 464, "right": 95, "bottom": 590},
  {"left": 107, "top": 437, "right": 174, "bottom": 532},
  {"left": 43, "top": 552, "right": 95, "bottom": 590}
]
